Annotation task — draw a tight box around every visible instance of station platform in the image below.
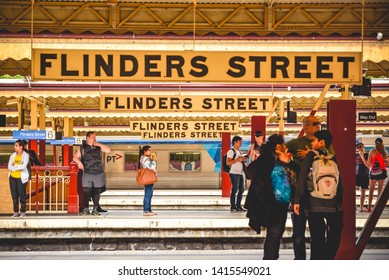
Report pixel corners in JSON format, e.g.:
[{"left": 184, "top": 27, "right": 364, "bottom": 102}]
[{"left": 0, "top": 189, "right": 388, "bottom": 254}]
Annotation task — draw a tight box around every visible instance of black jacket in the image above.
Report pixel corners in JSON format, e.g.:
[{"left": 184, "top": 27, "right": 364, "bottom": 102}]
[{"left": 245, "top": 154, "right": 300, "bottom": 233}]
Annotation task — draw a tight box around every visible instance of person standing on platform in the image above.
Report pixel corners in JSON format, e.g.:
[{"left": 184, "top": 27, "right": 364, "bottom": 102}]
[
  {"left": 73, "top": 131, "right": 111, "bottom": 216},
  {"left": 139, "top": 145, "right": 158, "bottom": 216},
  {"left": 355, "top": 143, "right": 370, "bottom": 212},
  {"left": 22, "top": 140, "right": 41, "bottom": 180},
  {"left": 247, "top": 130, "right": 264, "bottom": 163},
  {"left": 365, "top": 138, "right": 388, "bottom": 212},
  {"left": 245, "top": 134, "right": 300, "bottom": 259},
  {"left": 293, "top": 130, "right": 343, "bottom": 260},
  {"left": 227, "top": 135, "right": 247, "bottom": 212},
  {"left": 8, "top": 140, "right": 30, "bottom": 218},
  {"left": 285, "top": 115, "right": 321, "bottom": 259}
]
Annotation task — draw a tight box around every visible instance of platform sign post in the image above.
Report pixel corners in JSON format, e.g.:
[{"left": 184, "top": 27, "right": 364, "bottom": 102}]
[{"left": 328, "top": 100, "right": 357, "bottom": 259}]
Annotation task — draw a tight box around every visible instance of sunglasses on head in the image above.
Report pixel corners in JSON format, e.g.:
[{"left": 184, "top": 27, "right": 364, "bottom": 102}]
[{"left": 357, "top": 145, "right": 363, "bottom": 149}]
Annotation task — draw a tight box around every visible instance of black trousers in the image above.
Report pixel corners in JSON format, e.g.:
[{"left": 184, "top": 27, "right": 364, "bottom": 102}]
[
  {"left": 83, "top": 187, "right": 101, "bottom": 210},
  {"left": 308, "top": 211, "right": 343, "bottom": 260},
  {"left": 263, "top": 203, "right": 289, "bottom": 260},
  {"left": 291, "top": 212, "right": 307, "bottom": 260},
  {"left": 9, "top": 176, "right": 28, "bottom": 213}
]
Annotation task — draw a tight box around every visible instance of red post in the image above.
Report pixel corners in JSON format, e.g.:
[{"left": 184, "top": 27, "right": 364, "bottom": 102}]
[
  {"left": 68, "top": 161, "right": 79, "bottom": 214},
  {"left": 328, "top": 100, "right": 357, "bottom": 259},
  {"left": 39, "top": 140, "right": 46, "bottom": 165},
  {"left": 34, "top": 165, "right": 40, "bottom": 213},
  {"left": 251, "top": 116, "right": 266, "bottom": 141},
  {"left": 62, "top": 145, "right": 73, "bottom": 166},
  {"left": 221, "top": 132, "right": 231, "bottom": 197},
  {"left": 29, "top": 140, "right": 38, "bottom": 153}
]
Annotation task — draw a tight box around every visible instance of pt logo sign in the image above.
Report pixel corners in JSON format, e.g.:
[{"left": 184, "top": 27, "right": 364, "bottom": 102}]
[{"left": 107, "top": 153, "right": 123, "bottom": 163}]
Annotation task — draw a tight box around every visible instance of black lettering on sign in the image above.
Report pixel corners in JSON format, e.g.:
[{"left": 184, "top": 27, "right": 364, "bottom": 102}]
[
  {"left": 40, "top": 54, "right": 57, "bottom": 76},
  {"left": 120, "top": 55, "right": 138, "bottom": 77},
  {"left": 190, "top": 56, "right": 208, "bottom": 77},
  {"left": 317, "top": 56, "right": 333, "bottom": 78},
  {"left": 338, "top": 57, "right": 355, "bottom": 78},
  {"left": 61, "top": 54, "right": 78, "bottom": 76},
  {"left": 166, "top": 56, "right": 184, "bottom": 77},
  {"left": 249, "top": 56, "right": 267, "bottom": 78},
  {"left": 83, "top": 55, "right": 89, "bottom": 76},
  {"left": 145, "top": 55, "right": 161, "bottom": 77},
  {"left": 271, "top": 56, "right": 289, "bottom": 78},
  {"left": 227, "top": 56, "right": 246, "bottom": 78},
  {"left": 295, "top": 56, "right": 311, "bottom": 78},
  {"left": 96, "top": 55, "right": 113, "bottom": 77}
]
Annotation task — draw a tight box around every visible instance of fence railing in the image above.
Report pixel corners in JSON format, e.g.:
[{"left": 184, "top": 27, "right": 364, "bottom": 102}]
[{"left": 26, "top": 162, "right": 79, "bottom": 214}]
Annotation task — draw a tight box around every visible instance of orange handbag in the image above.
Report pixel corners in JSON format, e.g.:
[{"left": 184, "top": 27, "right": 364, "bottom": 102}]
[{"left": 136, "top": 168, "right": 158, "bottom": 186}]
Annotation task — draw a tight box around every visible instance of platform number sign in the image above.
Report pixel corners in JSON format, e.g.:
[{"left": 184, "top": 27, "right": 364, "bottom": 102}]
[
  {"left": 46, "top": 130, "right": 55, "bottom": 140},
  {"left": 74, "top": 136, "right": 83, "bottom": 146}
]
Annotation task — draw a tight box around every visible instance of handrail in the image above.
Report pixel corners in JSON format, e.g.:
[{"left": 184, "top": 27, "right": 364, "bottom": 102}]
[
  {"left": 27, "top": 166, "right": 70, "bottom": 198},
  {"left": 355, "top": 179, "right": 389, "bottom": 259},
  {"left": 24, "top": 163, "right": 79, "bottom": 214}
]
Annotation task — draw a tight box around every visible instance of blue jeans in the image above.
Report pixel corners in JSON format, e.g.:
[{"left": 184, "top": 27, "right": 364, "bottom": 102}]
[
  {"left": 143, "top": 184, "right": 154, "bottom": 212},
  {"left": 229, "top": 173, "right": 244, "bottom": 208}
]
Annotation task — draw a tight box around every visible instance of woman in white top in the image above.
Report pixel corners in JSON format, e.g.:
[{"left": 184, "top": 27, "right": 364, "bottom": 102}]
[
  {"left": 139, "top": 145, "right": 158, "bottom": 216},
  {"left": 8, "top": 139, "right": 30, "bottom": 218}
]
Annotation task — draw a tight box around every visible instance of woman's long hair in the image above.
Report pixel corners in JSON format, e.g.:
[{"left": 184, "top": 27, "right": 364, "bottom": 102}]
[
  {"left": 260, "top": 133, "right": 284, "bottom": 158},
  {"left": 138, "top": 145, "right": 151, "bottom": 169},
  {"left": 375, "top": 141, "right": 388, "bottom": 159}
]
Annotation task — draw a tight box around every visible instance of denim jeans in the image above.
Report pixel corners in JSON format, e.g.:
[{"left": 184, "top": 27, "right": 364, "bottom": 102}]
[
  {"left": 229, "top": 173, "right": 244, "bottom": 208},
  {"left": 291, "top": 212, "right": 307, "bottom": 260},
  {"left": 143, "top": 184, "right": 154, "bottom": 212}
]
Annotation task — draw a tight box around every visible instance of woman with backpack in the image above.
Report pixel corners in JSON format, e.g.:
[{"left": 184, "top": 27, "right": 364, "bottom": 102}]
[{"left": 365, "top": 138, "right": 388, "bottom": 212}]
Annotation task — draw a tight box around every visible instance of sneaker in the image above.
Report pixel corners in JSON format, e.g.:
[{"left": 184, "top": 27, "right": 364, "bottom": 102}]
[
  {"left": 96, "top": 206, "right": 108, "bottom": 213},
  {"left": 236, "top": 207, "right": 247, "bottom": 212},
  {"left": 230, "top": 207, "right": 237, "bottom": 212},
  {"left": 79, "top": 209, "right": 90, "bottom": 216},
  {"left": 367, "top": 207, "right": 372, "bottom": 212},
  {"left": 91, "top": 209, "right": 101, "bottom": 216},
  {"left": 19, "top": 212, "right": 26, "bottom": 218},
  {"left": 149, "top": 212, "right": 157, "bottom": 215},
  {"left": 143, "top": 212, "right": 155, "bottom": 216},
  {"left": 12, "top": 212, "right": 19, "bottom": 218}
]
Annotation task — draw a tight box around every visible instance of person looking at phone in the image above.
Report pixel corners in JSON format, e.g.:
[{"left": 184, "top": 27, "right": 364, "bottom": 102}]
[{"left": 227, "top": 135, "right": 247, "bottom": 212}]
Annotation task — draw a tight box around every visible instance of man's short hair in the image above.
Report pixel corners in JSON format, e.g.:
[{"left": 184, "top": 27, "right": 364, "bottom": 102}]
[
  {"left": 86, "top": 131, "right": 95, "bottom": 138},
  {"left": 314, "top": 130, "right": 333, "bottom": 148},
  {"left": 232, "top": 135, "right": 242, "bottom": 145}
]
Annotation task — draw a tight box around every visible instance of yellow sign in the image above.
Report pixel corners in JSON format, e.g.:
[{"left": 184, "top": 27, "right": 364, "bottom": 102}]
[
  {"left": 102, "top": 95, "right": 271, "bottom": 112},
  {"left": 32, "top": 49, "right": 362, "bottom": 83},
  {"left": 142, "top": 131, "right": 224, "bottom": 139},
  {"left": 130, "top": 121, "right": 240, "bottom": 132}
]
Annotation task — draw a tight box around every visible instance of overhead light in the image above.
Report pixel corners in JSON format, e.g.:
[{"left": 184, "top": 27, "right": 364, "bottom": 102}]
[{"left": 377, "top": 32, "right": 383, "bottom": 40}]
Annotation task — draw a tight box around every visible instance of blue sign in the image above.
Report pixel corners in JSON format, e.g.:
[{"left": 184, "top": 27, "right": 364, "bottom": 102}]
[
  {"left": 13, "top": 130, "right": 46, "bottom": 140},
  {"left": 48, "top": 137, "right": 75, "bottom": 145}
]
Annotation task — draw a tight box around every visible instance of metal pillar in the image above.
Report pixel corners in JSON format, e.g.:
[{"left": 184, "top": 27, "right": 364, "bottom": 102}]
[
  {"left": 251, "top": 116, "right": 266, "bottom": 142},
  {"left": 328, "top": 100, "right": 357, "bottom": 259}
]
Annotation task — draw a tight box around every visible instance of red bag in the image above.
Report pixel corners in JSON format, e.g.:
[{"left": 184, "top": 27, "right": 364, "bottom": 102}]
[{"left": 136, "top": 168, "right": 158, "bottom": 186}]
